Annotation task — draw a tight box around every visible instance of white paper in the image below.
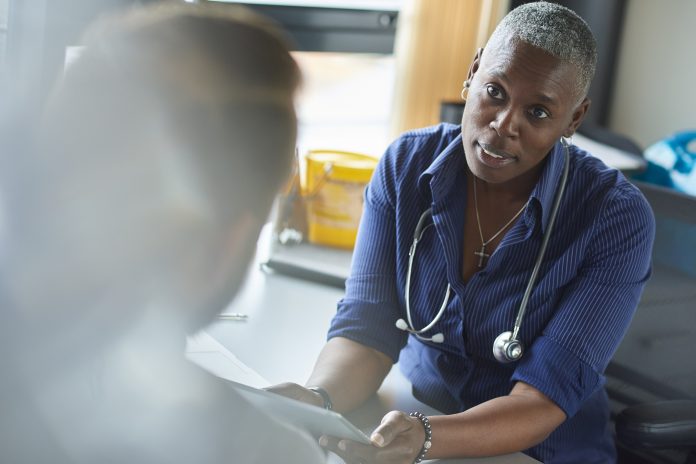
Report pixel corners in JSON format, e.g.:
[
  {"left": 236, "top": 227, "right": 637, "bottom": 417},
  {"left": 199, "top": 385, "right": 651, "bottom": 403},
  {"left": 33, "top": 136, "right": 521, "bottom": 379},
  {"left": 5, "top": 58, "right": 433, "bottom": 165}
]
[{"left": 185, "top": 331, "right": 269, "bottom": 388}]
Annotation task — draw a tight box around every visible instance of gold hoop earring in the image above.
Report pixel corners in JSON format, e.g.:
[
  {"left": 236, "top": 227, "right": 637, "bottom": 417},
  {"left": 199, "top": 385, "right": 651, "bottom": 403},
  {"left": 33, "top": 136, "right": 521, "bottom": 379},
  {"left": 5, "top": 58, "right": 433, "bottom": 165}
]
[{"left": 461, "top": 80, "right": 470, "bottom": 100}]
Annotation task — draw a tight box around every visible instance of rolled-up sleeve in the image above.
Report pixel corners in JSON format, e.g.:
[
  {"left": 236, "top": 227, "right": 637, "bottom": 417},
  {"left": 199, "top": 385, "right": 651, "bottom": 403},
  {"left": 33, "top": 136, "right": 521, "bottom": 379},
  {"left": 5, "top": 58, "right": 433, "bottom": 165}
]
[
  {"left": 512, "top": 185, "right": 656, "bottom": 418},
  {"left": 327, "top": 145, "right": 409, "bottom": 362}
]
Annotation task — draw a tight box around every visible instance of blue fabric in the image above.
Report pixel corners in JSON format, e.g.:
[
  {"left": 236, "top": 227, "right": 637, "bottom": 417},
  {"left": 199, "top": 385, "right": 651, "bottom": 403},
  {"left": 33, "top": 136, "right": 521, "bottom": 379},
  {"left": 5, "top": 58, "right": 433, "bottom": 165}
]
[{"left": 328, "top": 123, "right": 655, "bottom": 463}]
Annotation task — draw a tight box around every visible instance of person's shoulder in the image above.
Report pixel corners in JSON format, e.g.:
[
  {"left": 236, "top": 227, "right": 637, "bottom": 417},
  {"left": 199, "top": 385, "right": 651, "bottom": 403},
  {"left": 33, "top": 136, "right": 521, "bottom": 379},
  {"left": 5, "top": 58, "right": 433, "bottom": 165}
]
[
  {"left": 569, "top": 143, "right": 614, "bottom": 176},
  {"left": 391, "top": 122, "right": 460, "bottom": 155},
  {"left": 569, "top": 145, "right": 645, "bottom": 201},
  {"left": 247, "top": 409, "right": 326, "bottom": 464},
  {"left": 568, "top": 145, "right": 653, "bottom": 229},
  {"left": 123, "top": 362, "right": 325, "bottom": 464},
  {"left": 172, "top": 366, "right": 325, "bottom": 463},
  {"left": 380, "top": 123, "right": 460, "bottom": 176}
]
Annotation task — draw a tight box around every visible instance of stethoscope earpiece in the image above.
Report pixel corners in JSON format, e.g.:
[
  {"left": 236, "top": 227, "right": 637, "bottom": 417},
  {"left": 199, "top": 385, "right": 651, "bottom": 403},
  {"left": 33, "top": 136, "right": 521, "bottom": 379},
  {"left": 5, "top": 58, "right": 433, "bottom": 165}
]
[
  {"left": 395, "top": 318, "right": 409, "bottom": 330},
  {"left": 397, "top": 317, "right": 445, "bottom": 343}
]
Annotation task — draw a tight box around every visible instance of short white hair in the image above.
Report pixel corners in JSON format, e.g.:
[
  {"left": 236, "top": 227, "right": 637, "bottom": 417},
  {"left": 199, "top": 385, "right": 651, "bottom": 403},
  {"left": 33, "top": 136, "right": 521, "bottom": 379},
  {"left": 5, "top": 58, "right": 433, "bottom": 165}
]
[{"left": 487, "top": 1, "right": 597, "bottom": 98}]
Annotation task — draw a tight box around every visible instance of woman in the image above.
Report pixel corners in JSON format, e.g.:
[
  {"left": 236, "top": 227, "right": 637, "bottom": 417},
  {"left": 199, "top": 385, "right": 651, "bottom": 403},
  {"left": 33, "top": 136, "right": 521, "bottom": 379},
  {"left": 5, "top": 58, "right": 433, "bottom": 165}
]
[{"left": 272, "top": 2, "right": 654, "bottom": 463}]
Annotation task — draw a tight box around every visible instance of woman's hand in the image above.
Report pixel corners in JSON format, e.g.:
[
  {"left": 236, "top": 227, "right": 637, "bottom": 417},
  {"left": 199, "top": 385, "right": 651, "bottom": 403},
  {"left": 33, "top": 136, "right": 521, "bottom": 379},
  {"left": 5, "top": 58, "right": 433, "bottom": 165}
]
[
  {"left": 319, "top": 410, "right": 426, "bottom": 464},
  {"left": 264, "top": 382, "right": 325, "bottom": 409}
]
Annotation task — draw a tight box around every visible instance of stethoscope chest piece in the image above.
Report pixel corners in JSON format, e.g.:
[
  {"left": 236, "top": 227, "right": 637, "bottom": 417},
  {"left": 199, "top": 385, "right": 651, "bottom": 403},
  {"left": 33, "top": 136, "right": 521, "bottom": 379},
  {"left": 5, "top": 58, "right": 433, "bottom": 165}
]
[{"left": 492, "top": 331, "right": 524, "bottom": 363}]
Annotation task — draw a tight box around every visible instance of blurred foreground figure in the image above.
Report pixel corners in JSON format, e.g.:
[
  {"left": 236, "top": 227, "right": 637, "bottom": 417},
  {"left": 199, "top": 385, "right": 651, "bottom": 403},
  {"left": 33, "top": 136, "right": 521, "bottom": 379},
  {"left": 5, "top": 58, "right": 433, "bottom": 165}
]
[{"left": 0, "top": 3, "right": 324, "bottom": 463}]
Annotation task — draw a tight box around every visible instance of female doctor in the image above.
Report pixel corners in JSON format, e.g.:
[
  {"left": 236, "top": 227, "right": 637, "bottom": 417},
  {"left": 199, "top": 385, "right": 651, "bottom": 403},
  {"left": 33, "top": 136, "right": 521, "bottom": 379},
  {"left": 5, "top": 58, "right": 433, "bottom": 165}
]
[{"left": 271, "top": 2, "right": 654, "bottom": 463}]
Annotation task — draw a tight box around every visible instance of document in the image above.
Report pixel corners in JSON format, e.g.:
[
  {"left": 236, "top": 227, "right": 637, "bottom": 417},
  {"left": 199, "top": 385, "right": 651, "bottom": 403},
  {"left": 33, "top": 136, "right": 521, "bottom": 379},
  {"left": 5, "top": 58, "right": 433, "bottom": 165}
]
[
  {"left": 227, "top": 379, "right": 372, "bottom": 445},
  {"left": 186, "top": 332, "right": 370, "bottom": 444},
  {"left": 185, "top": 331, "right": 269, "bottom": 388}
]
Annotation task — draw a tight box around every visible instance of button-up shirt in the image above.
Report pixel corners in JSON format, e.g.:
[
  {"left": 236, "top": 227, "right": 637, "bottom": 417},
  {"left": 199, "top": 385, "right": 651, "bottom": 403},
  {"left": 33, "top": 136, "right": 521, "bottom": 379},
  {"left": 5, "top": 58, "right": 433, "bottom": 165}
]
[{"left": 328, "top": 123, "right": 655, "bottom": 463}]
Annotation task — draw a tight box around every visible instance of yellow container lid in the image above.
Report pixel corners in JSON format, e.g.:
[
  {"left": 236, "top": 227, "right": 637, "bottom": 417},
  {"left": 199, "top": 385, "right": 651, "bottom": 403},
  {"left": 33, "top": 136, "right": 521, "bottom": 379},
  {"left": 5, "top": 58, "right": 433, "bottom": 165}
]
[{"left": 305, "top": 150, "right": 378, "bottom": 189}]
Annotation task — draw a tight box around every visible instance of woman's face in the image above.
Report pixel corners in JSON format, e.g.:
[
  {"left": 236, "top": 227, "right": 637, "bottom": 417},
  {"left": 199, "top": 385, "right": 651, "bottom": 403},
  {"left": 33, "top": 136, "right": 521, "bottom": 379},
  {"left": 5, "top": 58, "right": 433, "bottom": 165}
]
[{"left": 461, "top": 37, "right": 589, "bottom": 186}]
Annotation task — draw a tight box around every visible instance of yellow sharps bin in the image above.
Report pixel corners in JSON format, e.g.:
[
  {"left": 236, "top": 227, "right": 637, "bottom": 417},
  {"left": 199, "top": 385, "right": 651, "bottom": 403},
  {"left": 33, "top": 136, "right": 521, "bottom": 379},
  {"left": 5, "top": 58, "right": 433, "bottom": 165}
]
[{"left": 303, "top": 150, "right": 378, "bottom": 249}]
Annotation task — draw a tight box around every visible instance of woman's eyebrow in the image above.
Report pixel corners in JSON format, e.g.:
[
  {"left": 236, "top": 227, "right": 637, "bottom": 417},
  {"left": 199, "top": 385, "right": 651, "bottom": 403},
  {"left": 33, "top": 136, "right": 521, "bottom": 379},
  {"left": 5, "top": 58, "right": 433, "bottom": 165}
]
[
  {"left": 485, "top": 68, "right": 561, "bottom": 106},
  {"left": 487, "top": 68, "right": 509, "bottom": 81},
  {"left": 534, "top": 93, "right": 557, "bottom": 105}
]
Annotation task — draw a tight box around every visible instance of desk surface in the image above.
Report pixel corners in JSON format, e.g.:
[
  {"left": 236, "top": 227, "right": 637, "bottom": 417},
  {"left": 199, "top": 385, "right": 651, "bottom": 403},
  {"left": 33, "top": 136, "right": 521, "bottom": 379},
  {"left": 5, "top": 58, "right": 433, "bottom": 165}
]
[
  {"left": 201, "top": 229, "right": 538, "bottom": 464},
  {"left": 573, "top": 132, "right": 645, "bottom": 172}
]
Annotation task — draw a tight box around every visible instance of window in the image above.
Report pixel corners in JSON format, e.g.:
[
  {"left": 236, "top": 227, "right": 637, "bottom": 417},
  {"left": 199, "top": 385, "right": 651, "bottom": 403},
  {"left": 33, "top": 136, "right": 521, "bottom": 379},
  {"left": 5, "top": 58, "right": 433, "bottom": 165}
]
[
  {"left": 213, "top": 1, "right": 402, "bottom": 156},
  {"left": 293, "top": 51, "right": 395, "bottom": 156}
]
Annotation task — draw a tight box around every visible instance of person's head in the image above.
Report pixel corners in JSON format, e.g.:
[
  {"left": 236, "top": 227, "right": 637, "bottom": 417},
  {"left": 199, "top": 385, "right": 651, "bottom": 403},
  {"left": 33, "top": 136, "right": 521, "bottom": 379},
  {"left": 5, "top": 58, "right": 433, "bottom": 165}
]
[
  {"left": 461, "top": 1, "right": 597, "bottom": 186},
  {"left": 3, "top": 2, "right": 301, "bottom": 357}
]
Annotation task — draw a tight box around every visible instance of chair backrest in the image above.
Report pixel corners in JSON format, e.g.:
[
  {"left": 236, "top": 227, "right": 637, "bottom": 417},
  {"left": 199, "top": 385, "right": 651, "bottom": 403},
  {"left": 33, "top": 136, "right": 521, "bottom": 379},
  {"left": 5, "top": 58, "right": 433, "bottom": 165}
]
[
  {"left": 609, "top": 180, "right": 696, "bottom": 463},
  {"left": 609, "top": 181, "right": 696, "bottom": 406}
]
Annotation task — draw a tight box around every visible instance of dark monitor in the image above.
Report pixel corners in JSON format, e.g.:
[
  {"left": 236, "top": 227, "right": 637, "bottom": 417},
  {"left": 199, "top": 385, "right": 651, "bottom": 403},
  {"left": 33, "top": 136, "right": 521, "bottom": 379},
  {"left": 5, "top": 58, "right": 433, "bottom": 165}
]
[
  {"left": 232, "top": 3, "right": 398, "bottom": 54},
  {"left": 3, "top": 0, "right": 399, "bottom": 118}
]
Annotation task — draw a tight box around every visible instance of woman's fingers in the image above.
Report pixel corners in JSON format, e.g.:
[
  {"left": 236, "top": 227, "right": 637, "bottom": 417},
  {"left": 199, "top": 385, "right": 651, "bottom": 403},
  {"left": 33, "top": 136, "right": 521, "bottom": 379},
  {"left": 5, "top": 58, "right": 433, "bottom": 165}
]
[
  {"left": 371, "top": 411, "right": 421, "bottom": 448},
  {"left": 263, "top": 382, "right": 324, "bottom": 408},
  {"left": 316, "top": 411, "right": 425, "bottom": 464},
  {"left": 319, "top": 436, "right": 371, "bottom": 464}
]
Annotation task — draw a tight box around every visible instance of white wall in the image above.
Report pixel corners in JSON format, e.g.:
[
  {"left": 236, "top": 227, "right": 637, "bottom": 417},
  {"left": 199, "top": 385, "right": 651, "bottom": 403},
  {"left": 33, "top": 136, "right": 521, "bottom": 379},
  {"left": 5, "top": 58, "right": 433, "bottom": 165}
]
[{"left": 609, "top": 0, "right": 696, "bottom": 149}]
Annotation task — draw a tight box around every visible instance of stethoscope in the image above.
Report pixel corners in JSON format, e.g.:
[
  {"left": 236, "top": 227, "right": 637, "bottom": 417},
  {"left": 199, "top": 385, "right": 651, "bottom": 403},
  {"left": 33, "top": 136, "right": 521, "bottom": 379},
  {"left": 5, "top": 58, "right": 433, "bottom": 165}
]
[{"left": 396, "top": 139, "right": 570, "bottom": 363}]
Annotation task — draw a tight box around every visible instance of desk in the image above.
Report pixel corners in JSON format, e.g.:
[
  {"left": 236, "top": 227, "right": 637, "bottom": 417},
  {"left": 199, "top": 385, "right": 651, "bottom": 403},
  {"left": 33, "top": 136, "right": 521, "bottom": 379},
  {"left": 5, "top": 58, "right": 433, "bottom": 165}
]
[
  {"left": 573, "top": 132, "right": 645, "bottom": 172},
  {"left": 200, "top": 229, "right": 538, "bottom": 464}
]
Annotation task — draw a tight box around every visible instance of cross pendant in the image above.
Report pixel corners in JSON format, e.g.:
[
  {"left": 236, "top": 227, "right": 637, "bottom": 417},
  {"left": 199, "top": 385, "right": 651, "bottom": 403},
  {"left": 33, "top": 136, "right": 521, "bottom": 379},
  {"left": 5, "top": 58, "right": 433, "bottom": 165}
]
[{"left": 474, "top": 245, "right": 490, "bottom": 268}]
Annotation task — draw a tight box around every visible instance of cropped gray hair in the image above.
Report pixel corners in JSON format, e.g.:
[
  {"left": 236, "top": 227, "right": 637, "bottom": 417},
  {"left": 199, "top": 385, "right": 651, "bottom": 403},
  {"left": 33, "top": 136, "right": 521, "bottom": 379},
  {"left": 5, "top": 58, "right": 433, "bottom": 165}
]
[{"left": 487, "top": 1, "right": 597, "bottom": 100}]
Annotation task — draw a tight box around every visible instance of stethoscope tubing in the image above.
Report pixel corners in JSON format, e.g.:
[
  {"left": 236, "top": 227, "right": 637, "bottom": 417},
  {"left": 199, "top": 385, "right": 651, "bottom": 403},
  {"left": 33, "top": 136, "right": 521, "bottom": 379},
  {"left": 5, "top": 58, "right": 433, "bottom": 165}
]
[
  {"left": 399, "top": 139, "right": 570, "bottom": 360},
  {"left": 404, "top": 212, "right": 451, "bottom": 336},
  {"left": 510, "top": 140, "right": 570, "bottom": 341}
]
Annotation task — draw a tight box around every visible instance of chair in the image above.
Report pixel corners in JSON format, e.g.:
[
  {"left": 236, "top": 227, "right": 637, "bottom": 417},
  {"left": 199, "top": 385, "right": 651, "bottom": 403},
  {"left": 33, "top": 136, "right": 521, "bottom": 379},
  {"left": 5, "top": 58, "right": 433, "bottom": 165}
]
[{"left": 610, "top": 181, "right": 696, "bottom": 464}]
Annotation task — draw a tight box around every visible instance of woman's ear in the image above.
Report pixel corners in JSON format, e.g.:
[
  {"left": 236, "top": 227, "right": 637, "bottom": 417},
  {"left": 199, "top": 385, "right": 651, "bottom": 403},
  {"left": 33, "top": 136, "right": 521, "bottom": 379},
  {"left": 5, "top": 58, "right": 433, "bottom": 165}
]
[
  {"left": 564, "top": 97, "right": 591, "bottom": 138},
  {"left": 466, "top": 47, "right": 484, "bottom": 83}
]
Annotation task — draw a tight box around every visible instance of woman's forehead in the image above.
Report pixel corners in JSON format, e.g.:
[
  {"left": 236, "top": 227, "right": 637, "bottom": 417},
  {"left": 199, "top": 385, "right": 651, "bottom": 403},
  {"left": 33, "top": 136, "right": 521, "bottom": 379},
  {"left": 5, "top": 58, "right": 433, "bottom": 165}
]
[{"left": 479, "top": 39, "right": 579, "bottom": 104}]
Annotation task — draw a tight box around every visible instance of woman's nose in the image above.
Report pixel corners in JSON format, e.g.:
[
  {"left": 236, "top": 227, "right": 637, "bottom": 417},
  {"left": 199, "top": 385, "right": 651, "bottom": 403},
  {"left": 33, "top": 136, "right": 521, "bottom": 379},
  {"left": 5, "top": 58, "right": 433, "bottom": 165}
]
[{"left": 489, "top": 108, "right": 520, "bottom": 138}]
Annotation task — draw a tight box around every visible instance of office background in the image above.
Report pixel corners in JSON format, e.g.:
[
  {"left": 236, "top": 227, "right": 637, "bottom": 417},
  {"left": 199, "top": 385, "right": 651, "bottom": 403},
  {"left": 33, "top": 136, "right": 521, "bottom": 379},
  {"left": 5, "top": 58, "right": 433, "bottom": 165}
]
[
  {"left": 1, "top": 1, "right": 694, "bottom": 463},
  {"left": 1, "top": 0, "right": 695, "bottom": 149}
]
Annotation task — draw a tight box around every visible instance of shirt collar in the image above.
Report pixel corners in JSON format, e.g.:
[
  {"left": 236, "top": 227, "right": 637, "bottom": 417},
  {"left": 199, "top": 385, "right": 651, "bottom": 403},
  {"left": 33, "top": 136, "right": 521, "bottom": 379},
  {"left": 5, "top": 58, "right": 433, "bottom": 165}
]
[
  {"left": 530, "top": 140, "right": 567, "bottom": 233},
  {"left": 417, "top": 136, "right": 464, "bottom": 202},
  {"left": 417, "top": 136, "right": 567, "bottom": 233}
]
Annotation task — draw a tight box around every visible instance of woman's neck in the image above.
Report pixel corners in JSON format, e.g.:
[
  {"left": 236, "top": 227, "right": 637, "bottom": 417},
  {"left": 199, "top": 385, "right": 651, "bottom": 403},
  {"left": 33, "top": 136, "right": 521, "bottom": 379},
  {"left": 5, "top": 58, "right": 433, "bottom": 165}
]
[{"left": 466, "top": 161, "right": 545, "bottom": 204}]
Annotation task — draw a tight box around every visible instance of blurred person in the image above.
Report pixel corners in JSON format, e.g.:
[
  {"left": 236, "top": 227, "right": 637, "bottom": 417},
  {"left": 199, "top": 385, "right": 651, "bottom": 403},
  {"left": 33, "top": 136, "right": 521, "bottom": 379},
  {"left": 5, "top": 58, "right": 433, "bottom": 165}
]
[
  {"left": 0, "top": 3, "right": 325, "bottom": 463},
  {"left": 269, "top": 2, "right": 655, "bottom": 463}
]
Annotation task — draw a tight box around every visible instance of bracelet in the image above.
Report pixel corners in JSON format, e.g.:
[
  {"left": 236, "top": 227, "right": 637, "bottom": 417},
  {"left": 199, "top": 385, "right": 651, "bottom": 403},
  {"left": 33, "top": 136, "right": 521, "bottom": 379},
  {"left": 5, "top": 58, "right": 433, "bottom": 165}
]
[
  {"left": 307, "top": 386, "right": 333, "bottom": 410},
  {"left": 409, "top": 411, "right": 432, "bottom": 463}
]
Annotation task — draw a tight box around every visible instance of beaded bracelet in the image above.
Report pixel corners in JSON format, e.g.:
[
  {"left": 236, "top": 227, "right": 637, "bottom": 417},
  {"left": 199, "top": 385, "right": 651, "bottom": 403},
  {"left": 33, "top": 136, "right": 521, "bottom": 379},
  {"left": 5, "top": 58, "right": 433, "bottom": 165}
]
[
  {"left": 409, "top": 411, "right": 432, "bottom": 463},
  {"left": 307, "top": 386, "right": 333, "bottom": 410}
]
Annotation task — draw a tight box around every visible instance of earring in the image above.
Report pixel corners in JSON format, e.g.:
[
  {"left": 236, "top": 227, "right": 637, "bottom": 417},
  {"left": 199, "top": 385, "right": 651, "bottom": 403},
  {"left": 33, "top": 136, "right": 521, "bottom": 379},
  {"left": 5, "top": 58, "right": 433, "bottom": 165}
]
[
  {"left": 460, "top": 80, "right": 470, "bottom": 100},
  {"left": 561, "top": 134, "right": 573, "bottom": 146}
]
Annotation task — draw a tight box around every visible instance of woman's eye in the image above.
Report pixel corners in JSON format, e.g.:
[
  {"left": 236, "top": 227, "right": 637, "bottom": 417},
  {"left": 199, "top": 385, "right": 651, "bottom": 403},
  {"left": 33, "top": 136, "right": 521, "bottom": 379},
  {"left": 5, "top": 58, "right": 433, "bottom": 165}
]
[
  {"left": 486, "top": 85, "right": 503, "bottom": 99},
  {"left": 530, "top": 107, "right": 550, "bottom": 119}
]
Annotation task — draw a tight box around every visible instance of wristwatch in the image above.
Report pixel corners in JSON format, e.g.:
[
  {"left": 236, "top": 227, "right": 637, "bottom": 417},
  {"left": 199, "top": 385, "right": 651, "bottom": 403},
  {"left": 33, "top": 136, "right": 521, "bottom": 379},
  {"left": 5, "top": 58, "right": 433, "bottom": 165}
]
[{"left": 307, "top": 386, "right": 333, "bottom": 410}]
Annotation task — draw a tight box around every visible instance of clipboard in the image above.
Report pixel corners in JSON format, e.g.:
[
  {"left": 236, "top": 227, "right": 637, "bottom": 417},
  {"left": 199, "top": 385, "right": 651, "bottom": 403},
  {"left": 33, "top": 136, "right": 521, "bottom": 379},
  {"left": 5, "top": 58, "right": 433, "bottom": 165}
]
[{"left": 263, "top": 241, "right": 352, "bottom": 289}]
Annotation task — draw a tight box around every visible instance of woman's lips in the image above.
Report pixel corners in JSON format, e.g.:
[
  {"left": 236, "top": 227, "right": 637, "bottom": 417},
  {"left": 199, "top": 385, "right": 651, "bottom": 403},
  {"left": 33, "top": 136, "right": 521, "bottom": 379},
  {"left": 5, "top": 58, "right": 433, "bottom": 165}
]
[{"left": 477, "top": 142, "right": 517, "bottom": 168}]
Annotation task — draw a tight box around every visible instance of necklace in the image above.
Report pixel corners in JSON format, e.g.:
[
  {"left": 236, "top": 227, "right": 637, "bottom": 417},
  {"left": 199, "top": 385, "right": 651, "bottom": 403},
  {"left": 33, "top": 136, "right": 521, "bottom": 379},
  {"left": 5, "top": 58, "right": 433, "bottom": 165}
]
[{"left": 472, "top": 177, "right": 528, "bottom": 268}]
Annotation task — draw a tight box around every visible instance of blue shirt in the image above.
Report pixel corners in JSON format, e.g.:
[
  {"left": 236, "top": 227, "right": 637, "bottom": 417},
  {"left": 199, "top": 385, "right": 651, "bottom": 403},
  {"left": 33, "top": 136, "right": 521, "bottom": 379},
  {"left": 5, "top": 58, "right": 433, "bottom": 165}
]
[{"left": 328, "top": 124, "right": 655, "bottom": 463}]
